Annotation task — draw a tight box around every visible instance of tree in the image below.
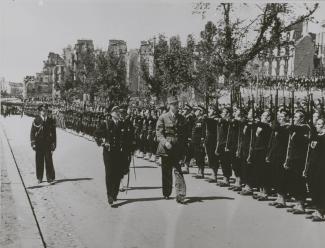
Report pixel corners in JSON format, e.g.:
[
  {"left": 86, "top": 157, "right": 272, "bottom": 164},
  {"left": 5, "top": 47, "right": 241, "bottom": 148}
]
[
  {"left": 194, "top": 2, "right": 319, "bottom": 81},
  {"left": 193, "top": 21, "right": 223, "bottom": 107},
  {"left": 140, "top": 34, "right": 169, "bottom": 102},
  {"left": 94, "top": 50, "right": 129, "bottom": 104}
]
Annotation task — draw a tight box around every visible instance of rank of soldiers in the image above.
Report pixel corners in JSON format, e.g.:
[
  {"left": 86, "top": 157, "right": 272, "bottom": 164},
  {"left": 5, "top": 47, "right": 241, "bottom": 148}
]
[{"left": 4, "top": 89, "right": 325, "bottom": 220}]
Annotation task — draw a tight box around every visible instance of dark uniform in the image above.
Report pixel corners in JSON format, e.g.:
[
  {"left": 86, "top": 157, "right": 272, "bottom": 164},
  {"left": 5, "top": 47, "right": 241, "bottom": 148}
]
[
  {"left": 191, "top": 108, "right": 206, "bottom": 178},
  {"left": 94, "top": 110, "right": 125, "bottom": 204},
  {"left": 215, "top": 118, "right": 233, "bottom": 185},
  {"left": 283, "top": 124, "right": 309, "bottom": 205},
  {"left": 156, "top": 101, "right": 187, "bottom": 202},
  {"left": 267, "top": 124, "right": 289, "bottom": 198},
  {"left": 307, "top": 133, "right": 325, "bottom": 219},
  {"left": 204, "top": 114, "right": 219, "bottom": 181},
  {"left": 30, "top": 105, "right": 56, "bottom": 183}
]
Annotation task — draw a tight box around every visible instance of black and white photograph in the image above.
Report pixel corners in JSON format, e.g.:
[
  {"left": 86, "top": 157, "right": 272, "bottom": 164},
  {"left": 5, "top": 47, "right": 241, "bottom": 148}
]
[{"left": 1, "top": 0, "right": 325, "bottom": 247}]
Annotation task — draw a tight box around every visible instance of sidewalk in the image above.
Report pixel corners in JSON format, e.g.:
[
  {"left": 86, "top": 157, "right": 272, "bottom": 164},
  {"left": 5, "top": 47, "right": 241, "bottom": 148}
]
[{"left": 0, "top": 119, "right": 44, "bottom": 248}]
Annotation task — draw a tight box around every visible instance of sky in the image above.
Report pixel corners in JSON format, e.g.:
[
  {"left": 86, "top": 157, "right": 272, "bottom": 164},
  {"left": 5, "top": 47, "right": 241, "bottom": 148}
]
[{"left": 0, "top": 0, "right": 325, "bottom": 82}]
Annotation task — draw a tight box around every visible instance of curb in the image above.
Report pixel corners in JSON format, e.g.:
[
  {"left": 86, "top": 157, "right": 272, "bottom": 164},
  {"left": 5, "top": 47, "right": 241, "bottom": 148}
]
[{"left": 0, "top": 121, "right": 44, "bottom": 248}]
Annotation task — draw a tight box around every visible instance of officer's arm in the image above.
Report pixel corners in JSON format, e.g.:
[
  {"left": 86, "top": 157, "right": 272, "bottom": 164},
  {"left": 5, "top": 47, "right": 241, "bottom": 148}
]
[
  {"left": 30, "top": 120, "right": 36, "bottom": 147},
  {"left": 93, "top": 121, "right": 106, "bottom": 146},
  {"left": 156, "top": 115, "right": 167, "bottom": 146},
  {"left": 52, "top": 119, "right": 57, "bottom": 148}
]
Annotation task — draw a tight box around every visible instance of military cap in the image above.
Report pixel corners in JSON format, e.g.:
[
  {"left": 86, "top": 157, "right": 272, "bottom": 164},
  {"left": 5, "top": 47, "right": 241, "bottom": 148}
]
[
  {"left": 37, "top": 103, "right": 48, "bottom": 111},
  {"left": 167, "top": 96, "right": 178, "bottom": 105},
  {"left": 194, "top": 105, "right": 206, "bottom": 112},
  {"left": 111, "top": 106, "right": 119, "bottom": 113}
]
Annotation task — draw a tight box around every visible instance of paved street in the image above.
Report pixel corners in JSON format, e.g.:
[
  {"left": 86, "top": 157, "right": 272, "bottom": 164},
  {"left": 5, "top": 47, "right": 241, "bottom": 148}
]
[{"left": 1, "top": 115, "right": 325, "bottom": 248}]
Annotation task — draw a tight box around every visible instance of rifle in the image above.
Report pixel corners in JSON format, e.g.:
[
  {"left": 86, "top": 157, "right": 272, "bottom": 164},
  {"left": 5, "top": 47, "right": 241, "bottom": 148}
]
[
  {"left": 132, "top": 155, "right": 137, "bottom": 181},
  {"left": 303, "top": 93, "right": 314, "bottom": 178},
  {"left": 284, "top": 90, "right": 295, "bottom": 168},
  {"left": 246, "top": 98, "right": 255, "bottom": 164}
]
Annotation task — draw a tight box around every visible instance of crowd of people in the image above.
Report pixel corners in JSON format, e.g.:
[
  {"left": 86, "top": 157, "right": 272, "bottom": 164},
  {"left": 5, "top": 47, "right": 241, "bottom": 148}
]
[{"left": 1, "top": 90, "right": 325, "bottom": 221}]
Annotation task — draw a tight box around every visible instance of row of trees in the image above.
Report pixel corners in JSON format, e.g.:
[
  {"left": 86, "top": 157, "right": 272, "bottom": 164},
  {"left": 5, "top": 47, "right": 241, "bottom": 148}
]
[
  {"left": 140, "top": 2, "right": 318, "bottom": 106},
  {"left": 53, "top": 3, "right": 318, "bottom": 107}
]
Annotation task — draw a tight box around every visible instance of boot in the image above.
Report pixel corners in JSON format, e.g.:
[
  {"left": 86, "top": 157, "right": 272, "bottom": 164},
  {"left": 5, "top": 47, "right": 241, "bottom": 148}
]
[{"left": 150, "top": 154, "right": 156, "bottom": 162}]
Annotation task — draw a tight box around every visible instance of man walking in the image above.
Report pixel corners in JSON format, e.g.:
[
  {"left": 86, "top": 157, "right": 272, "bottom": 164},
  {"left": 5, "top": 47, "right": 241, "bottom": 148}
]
[
  {"left": 156, "top": 96, "right": 187, "bottom": 204},
  {"left": 94, "top": 106, "right": 124, "bottom": 206},
  {"left": 30, "top": 104, "right": 56, "bottom": 184}
]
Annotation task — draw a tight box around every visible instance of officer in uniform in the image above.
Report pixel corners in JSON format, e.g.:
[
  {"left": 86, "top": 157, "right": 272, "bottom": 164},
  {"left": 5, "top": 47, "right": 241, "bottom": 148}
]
[
  {"left": 283, "top": 109, "right": 309, "bottom": 214},
  {"left": 182, "top": 104, "right": 195, "bottom": 174},
  {"left": 156, "top": 96, "right": 187, "bottom": 203},
  {"left": 267, "top": 109, "right": 290, "bottom": 208},
  {"left": 94, "top": 106, "right": 124, "bottom": 206},
  {"left": 191, "top": 105, "right": 206, "bottom": 178},
  {"left": 305, "top": 117, "right": 325, "bottom": 221},
  {"left": 215, "top": 107, "right": 233, "bottom": 187},
  {"left": 30, "top": 104, "right": 56, "bottom": 184},
  {"left": 119, "top": 105, "right": 136, "bottom": 191},
  {"left": 205, "top": 105, "right": 219, "bottom": 182}
]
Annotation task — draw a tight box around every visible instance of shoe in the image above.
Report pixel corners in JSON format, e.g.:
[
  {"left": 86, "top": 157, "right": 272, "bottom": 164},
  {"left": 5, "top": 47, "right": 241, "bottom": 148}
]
[
  {"left": 252, "top": 194, "right": 260, "bottom": 199},
  {"left": 164, "top": 196, "right": 170, "bottom": 200},
  {"left": 37, "top": 179, "right": 42, "bottom": 184},
  {"left": 240, "top": 190, "right": 253, "bottom": 196},
  {"left": 269, "top": 201, "right": 279, "bottom": 206},
  {"left": 287, "top": 208, "right": 295, "bottom": 213},
  {"left": 257, "top": 196, "right": 269, "bottom": 201},
  {"left": 312, "top": 215, "right": 325, "bottom": 222},
  {"left": 305, "top": 214, "right": 314, "bottom": 219},
  {"left": 292, "top": 209, "right": 305, "bottom": 215},
  {"left": 219, "top": 181, "right": 230, "bottom": 187},
  {"left": 176, "top": 195, "right": 186, "bottom": 204},
  {"left": 150, "top": 155, "right": 156, "bottom": 162},
  {"left": 47, "top": 179, "right": 56, "bottom": 184},
  {"left": 108, "top": 196, "right": 114, "bottom": 206},
  {"left": 232, "top": 186, "right": 242, "bottom": 192},
  {"left": 208, "top": 178, "right": 218, "bottom": 183}
]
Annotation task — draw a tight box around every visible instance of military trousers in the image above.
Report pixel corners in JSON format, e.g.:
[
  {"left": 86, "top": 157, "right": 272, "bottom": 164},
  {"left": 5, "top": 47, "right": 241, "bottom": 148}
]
[
  {"left": 161, "top": 155, "right": 186, "bottom": 198},
  {"left": 308, "top": 164, "right": 325, "bottom": 210},
  {"left": 216, "top": 146, "right": 232, "bottom": 179},
  {"left": 103, "top": 149, "right": 124, "bottom": 200},
  {"left": 205, "top": 137, "right": 219, "bottom": 174},
  {"left": 35, "top": 147, "right": 55, "bottom": 182}
]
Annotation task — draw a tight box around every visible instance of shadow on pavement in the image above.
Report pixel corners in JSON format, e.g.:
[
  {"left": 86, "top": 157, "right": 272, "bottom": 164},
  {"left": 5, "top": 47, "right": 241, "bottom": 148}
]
[
  {"left": 112, "top": 195, "right": 234, "bottom": 208},
  {"left": 129, "top": 186, "right": 162, "bottom": 190},
  {"left": 27, "top": 177, "right": 93, "bottom": 189},
  {"left": 112, "top": 197, "right": 171, "bottom": 208},
  {"left": 184, "top": 196, "right": 234, "bottom": 204}
]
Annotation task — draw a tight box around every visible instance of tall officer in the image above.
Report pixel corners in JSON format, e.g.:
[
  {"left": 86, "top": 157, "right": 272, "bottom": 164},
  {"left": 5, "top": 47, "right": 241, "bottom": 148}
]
[
  {"left": 156, "top": 96, "right": 187, "bottom": 203},
  {"left": 30, "top": 104, "right": 56, "bottom": 184},
  {"left": 94, "top": 106, "right": 124, "bottom": 206}
]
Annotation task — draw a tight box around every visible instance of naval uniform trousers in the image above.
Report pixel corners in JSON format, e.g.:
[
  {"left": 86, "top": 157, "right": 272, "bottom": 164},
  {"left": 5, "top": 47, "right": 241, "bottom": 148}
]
[
  {"left": 103, "top": 149, "right": 124, "bottom": 200},
  {"left": 35, "top": 146, "right": 55, "bottom": 182}
]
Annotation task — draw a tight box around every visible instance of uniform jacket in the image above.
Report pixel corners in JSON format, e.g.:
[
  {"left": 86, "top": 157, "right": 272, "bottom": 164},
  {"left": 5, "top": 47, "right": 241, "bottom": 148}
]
[
  {"left": 30, "top": 115, "right": 56, "bottom": 149},
  {"left": 156, "top": 111, "right": 187, "bottom": 157},
  {"left": 94, "top": 119, "right": 123, "bottom": 152}
]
